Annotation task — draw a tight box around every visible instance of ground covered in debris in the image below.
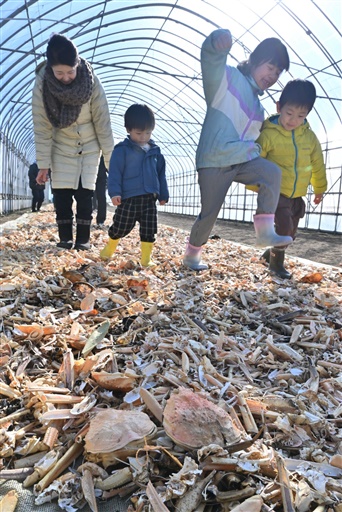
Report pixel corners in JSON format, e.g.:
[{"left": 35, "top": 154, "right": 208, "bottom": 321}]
[
  {"left": 2, "top": 206, "right": 341, "bottom": 267},
  {"left": 157, "top": 212, "right": 342, "bottom": 269},
  {"left": 0, "top": 206, "right": 342, "bottom": 512}
]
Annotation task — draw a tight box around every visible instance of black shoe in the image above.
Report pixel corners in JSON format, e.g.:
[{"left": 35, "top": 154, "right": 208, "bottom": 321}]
[
  {"left": 269, "top": 248, "right": 292, "bottom": 279},
  {"left": 57, "top": 240, "right": 73, "bottom": 249},
  {"left": 74, "top": 242, "right": 90, "bottom": 251}
]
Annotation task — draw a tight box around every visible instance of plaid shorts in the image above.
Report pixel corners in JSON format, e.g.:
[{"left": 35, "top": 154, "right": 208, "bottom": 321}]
[{"left": 108, "top": 194, "right": 157, "bottom": 243}]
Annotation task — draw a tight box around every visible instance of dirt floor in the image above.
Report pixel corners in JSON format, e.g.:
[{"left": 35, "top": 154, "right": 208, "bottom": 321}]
[
  {"left": 1, "top": 206, "right": 341, "bottom": 267},
  {"left": 158, "top": 212, "right": 342, "bottom": 268},
  {"left": 0, "top": 205, "right": 341, "bottom": 512}
]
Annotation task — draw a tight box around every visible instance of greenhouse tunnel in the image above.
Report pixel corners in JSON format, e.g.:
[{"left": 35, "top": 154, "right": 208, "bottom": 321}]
[
  {"left": 1, "top": 0, "right": 341, "bottom": 233},
  {"left": 1, "top": 3, "right": 342, "bottom": 512}
]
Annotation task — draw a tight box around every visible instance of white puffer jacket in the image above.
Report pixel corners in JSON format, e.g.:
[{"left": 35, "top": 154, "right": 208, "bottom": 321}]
[{"left": 32, "top": 62, "right": 114, "bottom": 190}]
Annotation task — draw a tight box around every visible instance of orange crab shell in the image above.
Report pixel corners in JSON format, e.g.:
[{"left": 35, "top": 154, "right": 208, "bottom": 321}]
[{"left": 163, "top": 387, "right": 244, "bottom": 450}]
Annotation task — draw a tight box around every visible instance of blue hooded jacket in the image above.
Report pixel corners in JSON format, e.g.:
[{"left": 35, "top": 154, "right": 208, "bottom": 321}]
[{"left": 108, "top": 136, "right": 169, "bottom": 202}]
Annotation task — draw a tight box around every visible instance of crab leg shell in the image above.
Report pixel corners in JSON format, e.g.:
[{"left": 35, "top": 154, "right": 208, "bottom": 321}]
[
  {"left": 62, "top": 348, "right": 75, "bottom": 390},
  {"left": 146, "top": 480, "right": 170, "bottom": 512},
  {"left": 181, "top": 352, "right": 190, "bottom": 374},
  {"left": 23, "top": 449, "right": 60, "bottom": 488},
  {"left": 81, "top": 468, "right": 98, "bottom": 512},
  {"left": 34, "top": 441, "right": 83, "bottom": 492},
  {"left": 276, "top": 454, "right": 295, "bottom": 512},
  {"left": 229, "top": 495, "right": 263, "bottom": 512},
  {"left": 0, "top": 468, "right": 34, "bottom": 481},
  {"left": 139, "top": 388, "right": 163, "bottom": 423},
  {"left": 42, "top": 394, "right": 84, "bottom": 404},
  {"left": 75, "top": 422, "right": 90, "bottom": 443},
  {"left": 102, "top": 481, "right": 138, "bottom": 499},
  {"left": 176, "top": 470, "right": 216, "bottom": 512},
  {"left": 0, "top": 490, "right": 18, "bottom": 512},
  {"left": 215, "top": 485, "right": 256, "bottom": 503},
  {"left": 0, "top": 381, "right": 22, "bottom": 399},
  {"left": 204, "top": 373, "right": 223, "bottom": 388},
  {"left": 26, "top": 385, "right": 70, "bottom": 393},
  {"left": 201, "top": 451, "right": 277, "bottom": 478},
  {"left": 0, "top": 408, "right": 27, "bottom": 426},
  {"left": 94, "top": 467, "right": 132, "bottom": 491},
  {"left": 43, "top": 419, "right": 65, "bottom": 449},
  {"left": 40, "top": 409, "right": 78, "bottom": 421},
  {"left": 14, "top": 451, "right": 48, "bottom": 469},
  {"left": 237, "top": 392, "right": 258, "bottom": 434}
]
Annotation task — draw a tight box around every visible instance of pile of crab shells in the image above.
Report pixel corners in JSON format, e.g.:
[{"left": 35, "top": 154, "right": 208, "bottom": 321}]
[{"left": 0, "top": 209, "right": 342, "bottom": 512}]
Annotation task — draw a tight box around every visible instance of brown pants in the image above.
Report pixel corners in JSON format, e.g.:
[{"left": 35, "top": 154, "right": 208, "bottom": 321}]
[{"left": 275, "top": 195, "right": 306, "bottom": 240}]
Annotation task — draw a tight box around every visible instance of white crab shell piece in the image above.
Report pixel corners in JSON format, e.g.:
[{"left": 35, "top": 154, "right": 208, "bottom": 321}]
[{"left": 85, "top": 409, "right": 157, "bottom": 454}]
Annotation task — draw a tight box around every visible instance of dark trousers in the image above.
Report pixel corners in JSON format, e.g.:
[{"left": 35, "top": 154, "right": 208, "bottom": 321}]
[
  {"left": 31, "top": 189, "right": 44, "bottom": 211},
  {"left": 275, "top": 195, "right": 306, "bottom": 240},
  {"left": 53, "top": 180, "right": 93, "bottom": 225},
  {"left": 93, "top": 173, "right": 107, "bottom": 224},
  {"left": 109, "top": 194, "right": 157, "bottom": 243}
]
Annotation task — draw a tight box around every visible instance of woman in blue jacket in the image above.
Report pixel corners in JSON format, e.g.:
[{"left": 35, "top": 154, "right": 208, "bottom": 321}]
[
  {"left": 100, "top": 104, "right": 169, "bottom": 267},
  {"left": 183, "top": 29, "right": 293, "bottom": 270}
]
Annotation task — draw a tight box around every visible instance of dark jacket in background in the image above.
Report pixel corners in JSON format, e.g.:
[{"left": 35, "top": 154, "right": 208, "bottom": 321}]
[
  {"left": 28, "top": 162, "right": 45, "bottom": 191},
  {"left": 28, "top": 162, "right": 45, "bottom": 211},
  {"left": 93, "top": 155, "right": 108, "bottom": 224}
]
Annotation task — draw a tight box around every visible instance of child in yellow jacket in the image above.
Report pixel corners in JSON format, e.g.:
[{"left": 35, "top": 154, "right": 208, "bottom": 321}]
[{"left": 254, "top": 79, "right": 327, "bottom": 278}]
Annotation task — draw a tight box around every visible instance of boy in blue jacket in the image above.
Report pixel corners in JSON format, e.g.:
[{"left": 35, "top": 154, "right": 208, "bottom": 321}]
[{"left": 100, "top": 104, "right": 169, "bottom": 266}]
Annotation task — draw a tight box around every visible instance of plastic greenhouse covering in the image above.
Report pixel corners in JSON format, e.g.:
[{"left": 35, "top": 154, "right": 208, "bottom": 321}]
[{"left": 0, "top": 0, "right": 341, "bottom": 232}]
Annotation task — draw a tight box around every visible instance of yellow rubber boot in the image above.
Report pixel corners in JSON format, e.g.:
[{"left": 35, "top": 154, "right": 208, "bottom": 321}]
[
  {"left": 100, "top": 238, "right": 120, "bottom": 260},
  {"left": 140, "top": 242, "right": 155, "bottom": 267}
]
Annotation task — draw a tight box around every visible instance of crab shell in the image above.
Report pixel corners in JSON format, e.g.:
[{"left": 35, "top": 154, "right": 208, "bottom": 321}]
[
  {"left": 85, "top": 409, "right": 157, "bottom": 454},
  {"left": 91, "top": 371, "right": 137, "bottom": 392},
  {"left": 163, "top": 388, "right": 244, "bottom": 449}
]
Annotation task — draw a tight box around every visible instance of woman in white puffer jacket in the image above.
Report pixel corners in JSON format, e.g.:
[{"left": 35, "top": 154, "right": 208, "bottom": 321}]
[{"left": 32, "top": 33, "right": 114, "bottom": 250}]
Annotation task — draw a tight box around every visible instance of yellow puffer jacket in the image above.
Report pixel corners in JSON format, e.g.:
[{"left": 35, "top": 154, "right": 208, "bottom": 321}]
[
  {"left": 248, "top": 115, "right": 327, "bottom": 198},
  {"left": 32, "top": 62, "right": 114, "bottom": 190}
]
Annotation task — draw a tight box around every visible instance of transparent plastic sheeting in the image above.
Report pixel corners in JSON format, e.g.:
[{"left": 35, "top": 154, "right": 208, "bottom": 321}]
[{"left": 1, "top": 0, "right": 341, "bottom": 231}]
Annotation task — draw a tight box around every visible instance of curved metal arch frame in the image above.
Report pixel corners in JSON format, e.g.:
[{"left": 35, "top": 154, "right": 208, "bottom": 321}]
[
  {"left": 1, "top": 0, "right": 341, "bottom": 232},
  {"left": 2, "top": 2, "right": 338, "bottom": 146}
]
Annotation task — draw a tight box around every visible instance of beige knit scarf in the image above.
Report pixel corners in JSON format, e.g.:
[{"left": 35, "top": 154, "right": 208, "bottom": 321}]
[{"left": 43, "top": 58, "right": 94, "bottom": 128}]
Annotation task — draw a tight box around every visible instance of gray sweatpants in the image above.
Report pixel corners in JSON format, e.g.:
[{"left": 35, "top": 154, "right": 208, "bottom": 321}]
[{"left": 189, "top": 157, "right": 281, "bottom": 247}]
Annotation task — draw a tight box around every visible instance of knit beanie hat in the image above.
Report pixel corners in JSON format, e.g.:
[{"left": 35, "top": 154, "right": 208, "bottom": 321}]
[{"left": 46, "top": 34, "right": 79, "bottom": 67}]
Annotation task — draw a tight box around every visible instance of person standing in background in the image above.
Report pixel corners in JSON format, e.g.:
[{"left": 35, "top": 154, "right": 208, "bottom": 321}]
[
  {"left": 32, "top": 33, "right": 114, "bottom": 250},
  {"left": 28, "top": 161, "right": 45, "bottom": 212},
  {"left": 93, "top": 155, "right": 108, "bottom": 227}
]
